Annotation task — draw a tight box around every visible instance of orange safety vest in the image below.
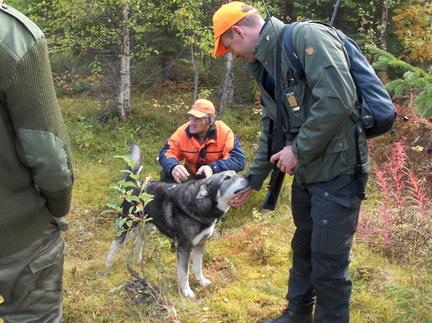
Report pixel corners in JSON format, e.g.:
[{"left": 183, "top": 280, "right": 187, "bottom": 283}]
[{"left": 163, "top": 120, "right": 235, "bottom": 175}]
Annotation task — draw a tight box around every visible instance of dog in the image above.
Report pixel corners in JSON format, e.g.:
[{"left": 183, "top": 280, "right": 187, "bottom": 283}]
[{"left": 106, "top": 144, "right": 251, "bottom": 298}]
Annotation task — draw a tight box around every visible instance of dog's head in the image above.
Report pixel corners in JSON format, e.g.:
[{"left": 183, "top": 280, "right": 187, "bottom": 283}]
[{"left": 196, "top": 170, "right": 251, "bottom": 213}]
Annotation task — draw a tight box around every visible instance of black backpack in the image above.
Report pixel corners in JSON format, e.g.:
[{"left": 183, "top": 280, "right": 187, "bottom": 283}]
[{"left": 282, "top": 21, "right": 396, "bottom": 139}]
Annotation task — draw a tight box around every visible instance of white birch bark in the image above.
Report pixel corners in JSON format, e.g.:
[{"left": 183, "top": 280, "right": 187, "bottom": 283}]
[
  {"left": 117, "top": 0, "right": 131, "bottom": 120},
  {"left": 379, "top": 0, "right": 389, "bottom": 51},
  {"left": 219, "top": 53, "right": 234, "bottom": 115},
  {"left": 191, "top": 45, "right": 199, "bottom": 102}
]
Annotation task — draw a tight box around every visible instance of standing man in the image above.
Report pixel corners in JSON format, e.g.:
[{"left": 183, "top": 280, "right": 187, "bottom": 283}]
[
  {"left": 213, "top": 2, "right": 369, "bottom": 323},
  {"left": 159, "top": 98, "right": 246, "bottom": 183},
  {"left": 0, "top": 2, "right": 74, "bottom": 322}
]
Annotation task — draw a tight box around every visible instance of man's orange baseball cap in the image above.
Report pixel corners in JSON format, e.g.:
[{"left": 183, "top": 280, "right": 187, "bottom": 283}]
[
  {"left": 187, "top": 99, "right": 216, "bottom": 118},
  {"left": 212, "top": 1, "right": 257, "bottom": 57}
]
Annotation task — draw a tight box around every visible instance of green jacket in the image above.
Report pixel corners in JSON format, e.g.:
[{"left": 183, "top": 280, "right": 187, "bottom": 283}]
[
  {"left": 0, "top": 4, "right": 74, "bottom": 257},
  {"left": 247, "top": 18, "right": 369, "bottom": 190}
]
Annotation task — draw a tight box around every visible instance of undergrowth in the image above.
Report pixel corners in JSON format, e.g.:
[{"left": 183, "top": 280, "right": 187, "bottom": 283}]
[
  {"left": 357, "top": 101, "right": 432, "bottom": 267},
  {"left": 61, "top": 94, "right": 431, "bottom": 322}
]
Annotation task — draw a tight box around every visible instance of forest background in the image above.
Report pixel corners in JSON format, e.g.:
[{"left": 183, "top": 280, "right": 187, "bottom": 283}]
[{"left": 5, "top": 0, "right": 432, "bottom": 322}]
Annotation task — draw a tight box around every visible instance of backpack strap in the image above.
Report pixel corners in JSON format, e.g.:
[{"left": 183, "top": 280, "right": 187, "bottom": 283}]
[
  {"left": 273, "top": 26, "right": 287, "bottom": 153},
  {"left": 282, "top": 22, "right": 304, "bottom": 80}
]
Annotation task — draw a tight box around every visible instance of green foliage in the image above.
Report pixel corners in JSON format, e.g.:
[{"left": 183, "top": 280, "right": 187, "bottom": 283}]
[
  {"left": 8, "top": 0, "right": 429, "bottom": 111},
  {"left": 393, "top": 0, "right": 432, "bottom": 65},
  {"left": 386, "top": 282, "right": 432, "bottom": 320},
  {"left": 366, "top": 45, "right": 432, "bottom": 117},
  {"left": 105, "top": 155, "right": 153, "bottom": 237}
]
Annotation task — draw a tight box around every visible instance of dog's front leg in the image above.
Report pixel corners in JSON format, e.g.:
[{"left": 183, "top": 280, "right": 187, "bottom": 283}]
[
  {"left": 176, "top": 246, "right": 195, "bottom": 298},
  {"left": 191, "top": 243, "right": 212, "bottom": 287}
]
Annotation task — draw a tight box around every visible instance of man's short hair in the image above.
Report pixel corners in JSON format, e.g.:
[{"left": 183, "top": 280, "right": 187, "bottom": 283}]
[
  {"left": 213, "top": 1, "right": 261, "bottom": 57},
  {"left": 223, "top": 11, "right": 262, "bottom": 39}
]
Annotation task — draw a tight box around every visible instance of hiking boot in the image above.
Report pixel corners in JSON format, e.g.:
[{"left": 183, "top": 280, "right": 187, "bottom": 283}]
[{"left": 261, "top": 308, "right": 313, "bottom": 323}]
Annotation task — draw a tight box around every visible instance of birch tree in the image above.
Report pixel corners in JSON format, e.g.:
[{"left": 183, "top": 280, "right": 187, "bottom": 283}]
[
  {"left": 117, "top": 0, "right": 131, "bottom": 119},
  {"left": 219, "top": 53, "right": 234, "bottom": 115}
]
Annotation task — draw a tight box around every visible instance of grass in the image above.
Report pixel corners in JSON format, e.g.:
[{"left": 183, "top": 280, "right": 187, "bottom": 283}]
[{"left": 60, "top": 94, "right": 432, "bottom": 322}]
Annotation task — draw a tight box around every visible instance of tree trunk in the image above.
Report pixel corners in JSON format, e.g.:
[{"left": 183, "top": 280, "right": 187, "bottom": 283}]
[
  {"left": 117, "top": 0, "right": 131, "bottom": 120},
  {"left": 219, "top": 53, "right": 234, "bottom": 115},
  {"left": 191, "top": 45, "right": 199, "bottom": 102},
  {"left": 378, "top": 0, "right": 388, "bottom": 51}
]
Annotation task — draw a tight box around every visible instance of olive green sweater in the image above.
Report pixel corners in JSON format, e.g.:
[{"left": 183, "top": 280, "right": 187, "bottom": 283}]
[{"left": 0, "top": 4, "right": 74, "bottom": 257}]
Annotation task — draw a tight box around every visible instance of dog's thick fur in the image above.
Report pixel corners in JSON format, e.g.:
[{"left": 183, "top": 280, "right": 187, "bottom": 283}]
[{"left": 106, "top": 144, "right": 250, "bottom": 297}]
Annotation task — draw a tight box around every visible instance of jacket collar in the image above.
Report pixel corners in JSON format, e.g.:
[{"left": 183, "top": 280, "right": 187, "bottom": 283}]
[
  {"left": 253, "top": 17, "right": 285, "bottom": 65},
  {"left": 185, "top": 122, "right": 217, "bottom": 141}
]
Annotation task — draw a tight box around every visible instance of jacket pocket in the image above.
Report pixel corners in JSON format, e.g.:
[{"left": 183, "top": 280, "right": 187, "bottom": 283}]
[
  {"left": 309, "top": 175, "right": 361, "bottom": 255},
  {"left": 316, "top": 136, "right": 349, "bottom": 179},
  {"left": 29, "top": 234, "right": 64, "bottom": 291},
  {"left": 324, "top": 135, "right": 347, "bottom": 154}
]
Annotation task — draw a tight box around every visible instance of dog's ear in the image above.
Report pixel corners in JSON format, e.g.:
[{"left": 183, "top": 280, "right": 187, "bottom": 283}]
[{"left": 196, "top": 184, "right": 208, "bottom": 199}]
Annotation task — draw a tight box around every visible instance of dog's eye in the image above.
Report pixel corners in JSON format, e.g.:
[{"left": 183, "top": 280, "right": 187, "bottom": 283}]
[{"left": 223, "top": 176, "right": 231, "bottom": 181}]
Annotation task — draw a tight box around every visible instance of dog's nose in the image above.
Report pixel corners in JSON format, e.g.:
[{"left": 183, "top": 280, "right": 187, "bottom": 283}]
[{"left": 244, "top": 173, "right": 252, "bottom": 183}]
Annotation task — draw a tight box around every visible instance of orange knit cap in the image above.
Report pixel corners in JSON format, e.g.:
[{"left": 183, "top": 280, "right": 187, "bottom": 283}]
[{"left": 212, "top": 1, "right": 257, "bottom": 57}]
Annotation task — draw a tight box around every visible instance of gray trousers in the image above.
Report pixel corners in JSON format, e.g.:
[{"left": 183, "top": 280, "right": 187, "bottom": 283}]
[
  {"left": 287, "top": 174, "right": 366, "bottom": 323},
  {"left": 0, "top": 223, "right": 65, "bottom": 323}
]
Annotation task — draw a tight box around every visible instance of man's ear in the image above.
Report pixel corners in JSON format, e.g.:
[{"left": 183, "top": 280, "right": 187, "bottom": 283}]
[
  {"left": 231, "top": 25, "right": 244, "bottom": 38},
  {"left": 196, "top": 184, "right": 208, "bottom": 199}
]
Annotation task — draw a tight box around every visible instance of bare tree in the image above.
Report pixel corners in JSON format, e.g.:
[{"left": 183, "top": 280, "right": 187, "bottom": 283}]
[
  {"left": 117, "top": 0, "right": 131, "bottom": 119},
  {"left": 377, "top": 0, "right": 389, "bottom": 51},
  {"left": 219, "top": 53, "right": 234, "bottom": 115},
  {"left": 191, "top": 45, "right": 199, "bottom": 102}
]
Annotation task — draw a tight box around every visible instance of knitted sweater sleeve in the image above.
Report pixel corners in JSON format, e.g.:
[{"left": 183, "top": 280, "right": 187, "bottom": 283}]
[{"left": 4, "top": 38, "right": 74, "bottom": 217}]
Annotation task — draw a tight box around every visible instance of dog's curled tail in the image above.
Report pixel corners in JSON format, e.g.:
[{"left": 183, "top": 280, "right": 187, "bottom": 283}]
[
  {"left": 129, "top": 143, "right": 141, "bottom": 174},
  {"left": 105, "top": 236, "right": 125, "bottom": 267}
]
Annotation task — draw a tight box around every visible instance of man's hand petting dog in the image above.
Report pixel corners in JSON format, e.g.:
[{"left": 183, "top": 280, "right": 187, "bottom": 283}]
[
  {"left": 171, "top": 164, "right": 190, "bottom": 183},
  {"left": 196, "top": 165, "right": 213, "bottom": 178}
]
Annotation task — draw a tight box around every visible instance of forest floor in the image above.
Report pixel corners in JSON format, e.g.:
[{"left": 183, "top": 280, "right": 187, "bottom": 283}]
[{"left": 60, "top": 93, "right": 431, "bottom": 322}]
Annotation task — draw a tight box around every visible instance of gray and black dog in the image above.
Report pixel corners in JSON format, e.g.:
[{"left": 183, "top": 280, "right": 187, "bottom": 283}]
[{"left": 106, "top": 144, "right": 250, "bottom": 298}]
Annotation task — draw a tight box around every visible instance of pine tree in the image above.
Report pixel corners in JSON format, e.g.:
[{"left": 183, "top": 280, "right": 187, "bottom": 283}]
[{"left": 367, "top": 45, "right": 432, "bottom": 117}]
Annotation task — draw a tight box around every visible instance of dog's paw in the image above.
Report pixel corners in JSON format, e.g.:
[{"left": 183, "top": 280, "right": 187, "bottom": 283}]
[
  {"left": 198, "top": 278, "right": 212, "bottom": 287},
  {"left": 181, "top": 287, "right": 195, "bottom": 298}
]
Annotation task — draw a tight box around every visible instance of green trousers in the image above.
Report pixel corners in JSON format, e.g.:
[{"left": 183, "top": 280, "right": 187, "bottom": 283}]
[{"left": 0, "top": 223, "right": 65, "bottom": 323}]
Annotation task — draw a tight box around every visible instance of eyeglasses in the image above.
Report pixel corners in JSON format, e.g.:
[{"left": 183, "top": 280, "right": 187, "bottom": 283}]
[{"left": 188, "top": 116, "right": 207, "bottom": 122}]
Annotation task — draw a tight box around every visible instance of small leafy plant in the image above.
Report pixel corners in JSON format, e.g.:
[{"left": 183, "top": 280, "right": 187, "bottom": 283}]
[{"left": 103, "top": 154, "right": 153, "bottom": 237}]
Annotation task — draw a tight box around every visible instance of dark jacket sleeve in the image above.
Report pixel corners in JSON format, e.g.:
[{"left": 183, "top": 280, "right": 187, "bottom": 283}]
[
  {"left": 210, "top": 136, "right": 247, "bottom": 173},
  {"left": 158, "top": 125, "right": 186, "bottom": 174},
  {"left": 159, "top": 142, "right": 180, "bottom": 174}
]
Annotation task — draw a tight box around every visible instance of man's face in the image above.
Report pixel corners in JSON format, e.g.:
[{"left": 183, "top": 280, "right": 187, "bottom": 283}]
[
  {"left": 188, "top": 116, "right": 211, "bottom": 136},
  {"left": 221, "top": 26, "right": 256, "bottom": 63}
]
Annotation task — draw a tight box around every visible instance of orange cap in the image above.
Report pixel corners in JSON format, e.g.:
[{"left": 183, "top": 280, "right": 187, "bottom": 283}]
[
  {"left": 212, "top": 1, "right": 257, "bottom": 57},
  {"left": 187, "top": 99, "right": 216, "bottom": 118}
]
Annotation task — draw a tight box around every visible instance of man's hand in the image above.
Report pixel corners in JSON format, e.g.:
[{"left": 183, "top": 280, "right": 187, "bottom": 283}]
[
  {"left": 171, "top": 165, "right": 190, "bottom": 183},
  {"left": 270, "top": 145, "right": 298, "bottom": 175},
  {"left": 196, "top": 165, "right": 213, "bottom": 178},
  {"left": 229, "top": 188, "right": 252, "bottom": 207}
]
